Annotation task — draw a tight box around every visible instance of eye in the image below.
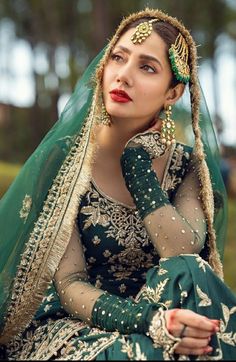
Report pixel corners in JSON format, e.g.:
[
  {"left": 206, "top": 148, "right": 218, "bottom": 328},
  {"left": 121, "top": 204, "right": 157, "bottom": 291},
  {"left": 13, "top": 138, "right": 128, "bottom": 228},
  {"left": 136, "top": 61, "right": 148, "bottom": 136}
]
[
  {"left": 110, "top": 53, "right": 124, "bottom": 62},
  {"left": 141, "top": 64, "right": 156, "bottom": 73}
]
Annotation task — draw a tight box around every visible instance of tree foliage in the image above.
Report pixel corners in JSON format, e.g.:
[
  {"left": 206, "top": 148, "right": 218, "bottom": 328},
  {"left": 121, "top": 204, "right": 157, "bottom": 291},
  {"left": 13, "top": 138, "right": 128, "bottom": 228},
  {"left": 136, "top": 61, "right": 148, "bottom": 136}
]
[{"left": 0, "top": 0, "right": 235, "bottom": 162}]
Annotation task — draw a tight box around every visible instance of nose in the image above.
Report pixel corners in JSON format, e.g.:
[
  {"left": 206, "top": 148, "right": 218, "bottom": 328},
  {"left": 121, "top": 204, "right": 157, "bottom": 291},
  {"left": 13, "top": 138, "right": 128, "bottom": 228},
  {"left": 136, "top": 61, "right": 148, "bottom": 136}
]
[{"left": 116, "top": 61, "right": 134, "bottom": 87}]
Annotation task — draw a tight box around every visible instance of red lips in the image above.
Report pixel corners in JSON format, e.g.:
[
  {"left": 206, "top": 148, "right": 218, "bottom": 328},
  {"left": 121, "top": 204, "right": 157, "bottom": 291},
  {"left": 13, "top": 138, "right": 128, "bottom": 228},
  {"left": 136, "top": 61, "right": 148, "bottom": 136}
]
[{"left": 109, "top": 89, "right": 132, "bottom": 103}]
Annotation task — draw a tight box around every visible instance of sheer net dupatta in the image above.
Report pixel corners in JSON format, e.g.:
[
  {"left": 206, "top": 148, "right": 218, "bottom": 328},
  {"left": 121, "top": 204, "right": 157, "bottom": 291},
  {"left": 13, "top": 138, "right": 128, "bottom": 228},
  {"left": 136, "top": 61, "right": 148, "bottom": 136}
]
[
  {"left": 0, "top": 50, "right": 104, "bottom": 344},
  {"left": 171, "top": 86, "right": 227, "bottom": 265}
]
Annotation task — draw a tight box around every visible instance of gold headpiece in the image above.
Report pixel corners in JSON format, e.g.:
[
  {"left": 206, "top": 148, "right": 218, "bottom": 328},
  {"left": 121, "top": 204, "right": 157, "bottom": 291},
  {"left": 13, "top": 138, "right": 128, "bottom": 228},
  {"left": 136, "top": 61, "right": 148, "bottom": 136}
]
[
  {"left": 169, "top": 33, "right": 190, "bottom": 83},
  {"left": 131, "top": 19, "right": 157, "bottom": 44},
  {"left": 131, "top": 19, "right": 190, "bottom": 84}
]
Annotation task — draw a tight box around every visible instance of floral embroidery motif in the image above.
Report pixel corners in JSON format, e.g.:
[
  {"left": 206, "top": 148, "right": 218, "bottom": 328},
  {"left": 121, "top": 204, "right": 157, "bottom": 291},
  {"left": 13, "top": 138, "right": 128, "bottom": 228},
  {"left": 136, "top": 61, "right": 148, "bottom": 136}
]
[
  {"left": 19, "top": 194, "right": 32, "bottom": 221},
  {"left": 119, "top": 283, "right": 127, "bottom": 293},
  {"left": 196, "top": 285, "right": 212, "bottom": 307},
  {"left": 158, "top": 267, "right": 168, "bottom": 276},
  {"left": 163, "top": 144, "right": 190, "bottom": 192},
  {"left": 136, "top": 278, "right": 170, "bottom": 306},
  {"left": 92, "top": 235, "right": 101, "bottom": 245},
  {"left": 80, "top": 182, "right": 159, "bottom": 291},
  {"left": 218, "top": 303, "right": 236, "bottom": 347},
  {"left": 195, "top": 255, "right": 210, "bottom": 272},
  {"left": 119, "top": 337, "right": 147, "bottom": 360},
  {"left": 81, "top": 183, "right": 150, "bottom": 248}
]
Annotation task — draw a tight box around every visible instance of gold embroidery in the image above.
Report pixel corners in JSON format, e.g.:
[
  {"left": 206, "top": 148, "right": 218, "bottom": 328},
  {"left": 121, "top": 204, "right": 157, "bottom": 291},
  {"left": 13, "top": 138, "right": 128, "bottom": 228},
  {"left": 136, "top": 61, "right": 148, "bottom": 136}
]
[
  {"left": 103, "top": 249, "right": 112, "bottom": 258},
  {"left": 164, "top": 144, "right": 190, "bottom": 191},
  {"left": 127, "top": 131, "right": 167, "bottom": 159},
  {"left": 6, "top": 318, "right": 87, "bottom": 360},
  {"left": 92, "top": 235, "right": 101, "bottom": 245},
  {"left": 81, "top": 204, "right": 110, "bottom": 229},
  {"left": 158, "top": 267, "right": 168, "bottom": 276},
  {"left": 19, "top": 194, "right": 32, "bottom": 221},
  {"left": 120, "top": 337, "right": 147, "bottom": 360},
  {"left": 119, "top": 283, "right": 127, "bottom": 293},
  {"left": 196, "top": 285, "right": 212, "bottom": 307},
  {"left": 218, "top": 303, "right": 236, "bottom": 347},
  {"left": 95, "top": 279, "right": 102, "bottom": 288},
  {"left": 107, "top": 248, "right": 155, "bottom": 281},
  {"left": 195, "top": 255, "right": 211, "bottom": 273},
  {"left": 136, "top": 278, "right": 170, "bottom": 304},
  {"left": 1, "top": 120, "right": 95, "bottom": 344},
  {"left": 149, "top": 308, "right": 181, "bottom": 359},
  {"left": 82, "top": 183, "right": 150, "bottom": 248},
  {"left": 81, "top": 182, "right": 159, "bottom": 285},
  {"left": 58, "top": 329, "right": 119, "bottom": 360}
]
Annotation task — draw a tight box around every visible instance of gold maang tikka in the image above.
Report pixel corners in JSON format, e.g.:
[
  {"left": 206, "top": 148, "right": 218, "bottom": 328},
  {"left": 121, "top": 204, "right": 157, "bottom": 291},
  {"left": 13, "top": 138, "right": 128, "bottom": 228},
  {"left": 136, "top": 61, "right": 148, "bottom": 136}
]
[
  {"left": 131, "top": 19, "right": 158, "bottom": 44},
  {"left": 131, "top": 20, "right": 190, "bottom": 84}
]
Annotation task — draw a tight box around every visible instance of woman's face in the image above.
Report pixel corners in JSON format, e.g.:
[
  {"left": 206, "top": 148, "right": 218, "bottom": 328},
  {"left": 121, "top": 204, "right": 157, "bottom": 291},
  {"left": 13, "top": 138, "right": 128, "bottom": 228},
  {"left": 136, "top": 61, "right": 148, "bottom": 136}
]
[{"left": 103, "top": 27, "right": 175, "bottom": 129}]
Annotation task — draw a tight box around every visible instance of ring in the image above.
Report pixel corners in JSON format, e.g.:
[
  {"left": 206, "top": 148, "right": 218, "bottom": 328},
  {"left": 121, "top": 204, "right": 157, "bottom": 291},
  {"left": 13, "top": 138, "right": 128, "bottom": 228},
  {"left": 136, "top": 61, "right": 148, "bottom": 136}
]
[{"left": 179, "top": 324, "right": 187, "bottom": 338}]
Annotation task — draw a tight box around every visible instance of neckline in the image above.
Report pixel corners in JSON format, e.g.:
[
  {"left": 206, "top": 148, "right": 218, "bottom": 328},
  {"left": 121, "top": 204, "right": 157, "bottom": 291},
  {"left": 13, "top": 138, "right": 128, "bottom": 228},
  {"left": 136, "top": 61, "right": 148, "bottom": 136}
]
[
  {"left": 91, "top": 141, "right": 176, "bottom": 211},
  {"left": 91, "top": 178, "right": 137, "bottom": 210}
]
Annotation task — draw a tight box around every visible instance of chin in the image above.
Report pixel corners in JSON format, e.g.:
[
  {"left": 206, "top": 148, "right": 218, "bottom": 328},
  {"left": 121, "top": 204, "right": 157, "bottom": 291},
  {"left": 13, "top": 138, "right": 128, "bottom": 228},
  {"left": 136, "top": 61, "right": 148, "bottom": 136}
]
[{"left": 107, "top": 106, "right": 131, "bottom": 119}]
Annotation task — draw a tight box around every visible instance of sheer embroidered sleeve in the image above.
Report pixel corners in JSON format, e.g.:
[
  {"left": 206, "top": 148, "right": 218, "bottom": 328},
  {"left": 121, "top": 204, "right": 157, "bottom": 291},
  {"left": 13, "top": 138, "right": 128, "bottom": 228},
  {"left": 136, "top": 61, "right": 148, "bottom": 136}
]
[
  {"left": 54, "top": 224, "right": 104, "bottom": 323},
  {"left": 120, "top": 132, "right": 207, "bottom": 257},
  {"left": 54, "top": 224, "right": 162, "bottom": 334}
]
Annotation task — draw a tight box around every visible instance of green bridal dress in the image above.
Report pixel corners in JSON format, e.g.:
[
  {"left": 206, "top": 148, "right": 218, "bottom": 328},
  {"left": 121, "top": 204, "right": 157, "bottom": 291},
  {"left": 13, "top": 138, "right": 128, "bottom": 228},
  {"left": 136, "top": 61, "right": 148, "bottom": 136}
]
[{"left": 4, "top": 140, "right": 236, "bottom": 361}]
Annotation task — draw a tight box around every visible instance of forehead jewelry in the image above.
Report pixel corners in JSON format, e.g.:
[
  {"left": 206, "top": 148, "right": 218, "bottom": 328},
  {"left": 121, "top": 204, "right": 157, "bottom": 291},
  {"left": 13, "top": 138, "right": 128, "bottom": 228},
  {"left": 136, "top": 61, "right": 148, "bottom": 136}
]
[
  {"left": 131, "top": 19, "right": 190, "bottom": 83},
  {"left": 131, "top": 19, "right": 158, "bottom": 44},
  {"left": 169, "top": 33, "right": 190, "bottom": 83}
]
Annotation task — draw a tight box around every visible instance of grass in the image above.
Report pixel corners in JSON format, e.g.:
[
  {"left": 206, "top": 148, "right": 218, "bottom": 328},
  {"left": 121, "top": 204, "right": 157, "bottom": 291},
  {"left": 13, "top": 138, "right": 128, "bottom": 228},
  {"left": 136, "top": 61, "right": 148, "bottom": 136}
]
[
  {"left": 223, "top": 198, "right": 236, "bottom": 292},
  {"left": 0, "top": 161, "right": 21, "bottom": 197},
  {"left": 0, "top": 161, "right": 235, "bottom": 292}
]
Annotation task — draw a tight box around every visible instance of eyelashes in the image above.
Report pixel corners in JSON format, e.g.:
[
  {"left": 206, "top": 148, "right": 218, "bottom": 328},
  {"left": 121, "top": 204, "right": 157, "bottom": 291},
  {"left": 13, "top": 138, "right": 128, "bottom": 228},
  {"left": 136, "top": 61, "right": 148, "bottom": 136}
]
[
  {"left": 110, "top": 52, "right": 157, "bottom": 74},
  {"left": 140, "top": 64, "right": 156, "bottom": 73}
]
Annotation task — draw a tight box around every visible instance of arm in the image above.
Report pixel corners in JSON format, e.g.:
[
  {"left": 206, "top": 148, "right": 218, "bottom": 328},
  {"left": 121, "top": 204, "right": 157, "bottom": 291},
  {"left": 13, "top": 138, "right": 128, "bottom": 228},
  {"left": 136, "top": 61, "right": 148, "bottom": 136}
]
[
  {"left": 54, "top": 223, "right": 159, "bottom": 332},
  {"left": 54, "top": 224, "right": 104, "bottom": 323},
  {"left": 120, "top": 133, "right": 206, "bottom": 257},
  {"left": 54, "top": 207, "right": 216, "bottom": 356}
]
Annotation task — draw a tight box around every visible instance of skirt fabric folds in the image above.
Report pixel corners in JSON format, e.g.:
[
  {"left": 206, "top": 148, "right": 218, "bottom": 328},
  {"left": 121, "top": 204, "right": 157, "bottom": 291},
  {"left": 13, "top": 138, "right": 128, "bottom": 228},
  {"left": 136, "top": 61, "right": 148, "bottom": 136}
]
[{"left": 5, "top": 255, "right": 236, "bottom": 360}]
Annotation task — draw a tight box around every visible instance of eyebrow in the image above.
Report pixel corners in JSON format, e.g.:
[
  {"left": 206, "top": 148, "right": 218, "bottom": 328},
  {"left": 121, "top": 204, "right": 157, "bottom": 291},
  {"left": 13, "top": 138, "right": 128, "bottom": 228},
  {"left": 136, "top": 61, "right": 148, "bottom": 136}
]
[{"left": 115, "top": 45, "right": 163, "bottom": 69}]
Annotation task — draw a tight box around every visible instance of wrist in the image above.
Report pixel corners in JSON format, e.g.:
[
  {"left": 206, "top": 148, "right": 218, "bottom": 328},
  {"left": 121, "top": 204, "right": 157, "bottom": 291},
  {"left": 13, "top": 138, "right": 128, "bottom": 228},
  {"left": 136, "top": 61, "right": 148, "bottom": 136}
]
[
  {"left": 148, "top": 309, "right": 181, "bottom": 355},
  {"left": 121, "top": 147, "right": 170, "bottom": 219},
  {"left": 91, "top": 293, "right": 159, "bottom": 334}
]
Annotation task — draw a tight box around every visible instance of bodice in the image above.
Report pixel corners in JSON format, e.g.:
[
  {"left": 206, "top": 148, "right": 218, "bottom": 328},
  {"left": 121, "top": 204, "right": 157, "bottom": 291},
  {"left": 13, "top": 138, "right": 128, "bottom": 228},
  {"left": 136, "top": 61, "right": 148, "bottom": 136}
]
[
  {"left": 77, "top": 179, "right": 160, "bottom": 298},
  {"left": 77, "top": 142, "right": 192, "bottom": 298}
]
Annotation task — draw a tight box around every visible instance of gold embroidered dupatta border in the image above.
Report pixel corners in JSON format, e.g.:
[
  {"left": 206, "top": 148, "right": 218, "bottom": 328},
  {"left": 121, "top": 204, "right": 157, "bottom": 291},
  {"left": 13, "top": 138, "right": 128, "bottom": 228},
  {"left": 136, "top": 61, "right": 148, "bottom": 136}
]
[{"left": 0, "top": 117, "right": 96, "bottom": 345}]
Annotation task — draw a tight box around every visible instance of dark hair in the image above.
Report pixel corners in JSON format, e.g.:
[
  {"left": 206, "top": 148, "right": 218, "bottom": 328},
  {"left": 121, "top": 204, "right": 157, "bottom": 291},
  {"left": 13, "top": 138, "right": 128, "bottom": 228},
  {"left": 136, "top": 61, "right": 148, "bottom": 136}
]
[{"left": 120, "top": 18, "right": 182, "bottom": 87}]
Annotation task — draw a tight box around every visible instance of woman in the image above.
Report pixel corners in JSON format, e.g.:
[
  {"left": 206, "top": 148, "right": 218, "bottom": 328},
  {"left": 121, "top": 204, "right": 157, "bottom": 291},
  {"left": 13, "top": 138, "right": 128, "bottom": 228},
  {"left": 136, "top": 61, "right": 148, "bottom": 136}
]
[{"left": 0, "top": 8, "right": 235, "bottom": 360}]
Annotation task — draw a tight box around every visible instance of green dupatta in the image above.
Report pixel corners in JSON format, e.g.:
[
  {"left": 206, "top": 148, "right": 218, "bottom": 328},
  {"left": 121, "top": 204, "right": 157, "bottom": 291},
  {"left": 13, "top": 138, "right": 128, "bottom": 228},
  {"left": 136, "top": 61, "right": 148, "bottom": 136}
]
[{"left": 0, "top": 50, "right": 105, "bottom": 344}]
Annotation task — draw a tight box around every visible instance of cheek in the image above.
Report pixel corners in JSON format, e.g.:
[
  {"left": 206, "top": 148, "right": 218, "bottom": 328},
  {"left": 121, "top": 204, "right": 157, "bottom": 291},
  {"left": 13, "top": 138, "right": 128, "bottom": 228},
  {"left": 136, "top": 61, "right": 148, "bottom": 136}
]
[
  {"left": 140, "top": 83, "right": 166, "bottom": 104},
  {"left": 102, "top": 64, "right": 115, "bottom": 90}
]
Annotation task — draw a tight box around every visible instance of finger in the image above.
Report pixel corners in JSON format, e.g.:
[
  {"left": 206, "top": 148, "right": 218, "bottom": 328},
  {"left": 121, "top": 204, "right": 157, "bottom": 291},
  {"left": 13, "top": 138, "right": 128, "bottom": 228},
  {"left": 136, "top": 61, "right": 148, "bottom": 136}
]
[
  {"left": 179, "top": 337, "right": 209, "bottom": 349},
  {"left": 175, "top": 310, "right": 219, "bottom": 332},
  {"left": 175, "top": 346, "right": 213, "bottom": 356},
  {"left": 182, "top": 326, "right": 212, "bottom": 339}
]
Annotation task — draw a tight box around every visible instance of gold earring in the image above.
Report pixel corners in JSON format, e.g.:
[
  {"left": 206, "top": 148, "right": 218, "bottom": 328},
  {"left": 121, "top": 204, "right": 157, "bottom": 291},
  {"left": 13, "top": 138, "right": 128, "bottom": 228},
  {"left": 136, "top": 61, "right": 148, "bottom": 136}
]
[
  {"left": 100, "top": 98, "right": 111, "bottom": 126},
  {"left": 160, "top": 105, "right": 176, "bottom": 146}
]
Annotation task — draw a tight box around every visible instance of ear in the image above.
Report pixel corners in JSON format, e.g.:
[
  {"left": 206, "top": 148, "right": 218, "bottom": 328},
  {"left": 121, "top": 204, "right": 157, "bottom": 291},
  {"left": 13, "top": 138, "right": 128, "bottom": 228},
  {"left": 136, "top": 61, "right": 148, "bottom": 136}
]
[{"left": 165, "top": 83, "right": 185, "bottom": 106}]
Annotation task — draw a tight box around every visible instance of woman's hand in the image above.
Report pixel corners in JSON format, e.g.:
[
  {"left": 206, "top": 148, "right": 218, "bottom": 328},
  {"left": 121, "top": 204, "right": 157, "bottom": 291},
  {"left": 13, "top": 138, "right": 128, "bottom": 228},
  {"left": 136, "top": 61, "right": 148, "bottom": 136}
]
[{"left": 165, "top": 309, "right": 219, "bottom": 356}]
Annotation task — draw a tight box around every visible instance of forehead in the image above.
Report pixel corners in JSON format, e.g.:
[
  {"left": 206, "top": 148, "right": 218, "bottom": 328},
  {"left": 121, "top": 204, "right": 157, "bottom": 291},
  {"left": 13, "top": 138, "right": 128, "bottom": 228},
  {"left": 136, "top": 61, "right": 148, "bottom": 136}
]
[{"left": 114, "top": 28, "right": 168, "bottom": 61}]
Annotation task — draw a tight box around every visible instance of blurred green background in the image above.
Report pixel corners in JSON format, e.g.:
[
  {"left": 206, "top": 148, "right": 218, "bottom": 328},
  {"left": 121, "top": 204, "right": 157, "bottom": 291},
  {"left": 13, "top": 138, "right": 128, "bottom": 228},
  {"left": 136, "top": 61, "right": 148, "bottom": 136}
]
[{"left": 0, "top": 0, "right": 235, "bottom": 291}]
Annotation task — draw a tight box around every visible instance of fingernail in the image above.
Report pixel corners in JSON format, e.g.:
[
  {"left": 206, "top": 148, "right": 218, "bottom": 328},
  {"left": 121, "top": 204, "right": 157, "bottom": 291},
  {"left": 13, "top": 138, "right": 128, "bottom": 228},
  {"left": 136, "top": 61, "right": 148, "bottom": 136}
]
[
  {"left": 204, "top": 346, "right": 213, "bottom": 354},
  {"left": 212, "top": 319, "right": 220, "bottom": 326},
  {"left": 211, "top": 326, "right": 219, "bottom": 333}
]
